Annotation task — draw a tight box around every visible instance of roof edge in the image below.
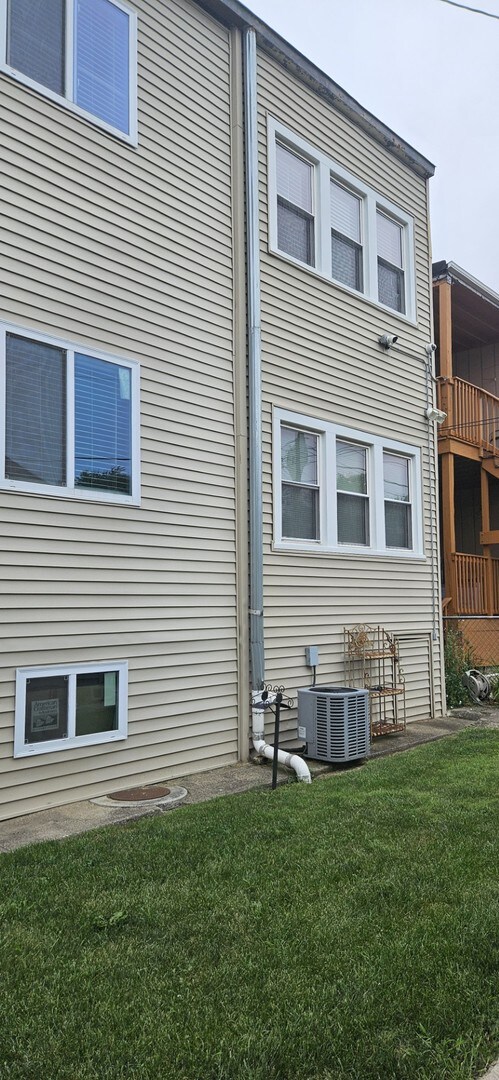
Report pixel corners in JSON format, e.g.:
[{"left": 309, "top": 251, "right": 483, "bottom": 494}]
[
  {"left": 433, "top": 261, "right": 499, "bottom": 311},
  {"left": 197, "top": 0, "right": 435, "bottom": 180}
]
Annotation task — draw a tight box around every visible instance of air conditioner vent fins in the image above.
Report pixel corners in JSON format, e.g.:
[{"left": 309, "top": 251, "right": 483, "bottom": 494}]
[{"left": 297, "top": 686, "right": 370, "bottom": 763}]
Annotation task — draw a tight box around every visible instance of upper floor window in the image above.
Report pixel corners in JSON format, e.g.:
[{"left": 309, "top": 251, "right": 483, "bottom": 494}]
[
  {"left": 274, "top": 407, "right": 423, "bottom": 557},
  {"left": 268, "top": 118, "right": 416, "bottom": 321},
  {"left": 331, "top": 181, "right": 363, "bottom": 293},
  {"left": 2, "top": 0, "right": 137, "bottom": 141},
  {"left": 1, "top": 325, "right": 140, "bottom": 504},
  {"left": 276, "top": 144, "right": 315, "bottom": 267}
]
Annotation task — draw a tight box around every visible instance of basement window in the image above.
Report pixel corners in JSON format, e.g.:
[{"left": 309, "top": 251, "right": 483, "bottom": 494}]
[{"left": 14, "top": 661, "right": 128, "bottom": 756}]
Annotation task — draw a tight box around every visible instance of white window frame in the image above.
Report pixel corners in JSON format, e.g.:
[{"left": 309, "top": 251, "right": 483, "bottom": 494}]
[
  {"left": 0, "top": 0, "right": 138, "bottom": 145},
  {"left": 383, "top": 449, "right": 414, "bottom": 550},
  {"left": 14, "top": 659, "right": 128, "bottom": 757},
  {"left": 0, "top": 322, "right": 141, "bottom": 506},
  {"left": 268, "top": 118, "right": 416, "bottom": 322},
  {"left": 273, "top": 407, "right": 423, "bottom": 558}
]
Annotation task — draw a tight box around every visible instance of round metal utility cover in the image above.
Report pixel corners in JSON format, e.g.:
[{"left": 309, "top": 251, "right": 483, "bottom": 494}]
[{"left": 108, "top": 785, "right": 171, "bottom": 802}]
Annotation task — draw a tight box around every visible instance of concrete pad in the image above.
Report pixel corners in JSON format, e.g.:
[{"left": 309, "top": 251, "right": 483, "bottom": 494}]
[{"left": 479, "top": 1064, "right": 499, "bottom": 1080}]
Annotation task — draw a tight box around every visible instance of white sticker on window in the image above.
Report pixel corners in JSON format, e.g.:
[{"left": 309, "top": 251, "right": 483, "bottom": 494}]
[
  {"left": 104, "top": 672, "right": 117, "bottom": 707},
  {"left": 31, "top": 699, "right": 60, "bottom": 732}
]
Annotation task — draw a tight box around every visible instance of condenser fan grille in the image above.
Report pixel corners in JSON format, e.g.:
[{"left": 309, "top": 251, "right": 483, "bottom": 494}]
[{"left": 298, "top": 686, "right": 370, "bottom": 763}]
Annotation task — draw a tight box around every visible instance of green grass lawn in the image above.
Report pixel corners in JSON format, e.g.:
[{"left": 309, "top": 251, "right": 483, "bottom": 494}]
[{"left": 2, "top": 730, "right": 499, "bottom": 1079}]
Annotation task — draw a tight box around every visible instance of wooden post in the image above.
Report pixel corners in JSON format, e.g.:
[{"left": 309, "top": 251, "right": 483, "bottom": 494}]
[
  {"left": 481, "top": 466, "right": 494, "bottom": 614},
  {"left": 438, "top": 281, "right": 453, "bottom": 378},
  {"left": 441, "top": 452, "right": 456, "bottom": 613},
  {"left": 437, "top": 280, "right": 454, "bottom": 433}
]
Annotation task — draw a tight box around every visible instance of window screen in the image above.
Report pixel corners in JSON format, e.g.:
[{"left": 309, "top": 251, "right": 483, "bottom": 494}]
[
  {"left": 75, "top": 0, "right": 130, "bottom": 133},
  {"left": 5, "top": 334, "right": 66, "bottom": 485},
  {"left": 25, "top": 674, "right": 69, "bottom": 744},
  {"left": 281, "top": 426, "right": 319, "bottom": 540},
  {"left": 7, "top": 0, "right": 65, "bottom": 95},
  {"left": 75, "top": 354, "right": 132, "bottom": 493}
]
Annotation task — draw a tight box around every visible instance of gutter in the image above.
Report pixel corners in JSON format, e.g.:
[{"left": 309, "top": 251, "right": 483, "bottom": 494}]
[{"left": 198, "top": 0, "right": 434, "bottom": 180}]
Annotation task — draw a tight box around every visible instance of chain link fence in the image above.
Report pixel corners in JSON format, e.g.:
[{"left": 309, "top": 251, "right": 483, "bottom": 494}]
[{"left": 444, "top": 617, "right": 499, "bottom": 668}]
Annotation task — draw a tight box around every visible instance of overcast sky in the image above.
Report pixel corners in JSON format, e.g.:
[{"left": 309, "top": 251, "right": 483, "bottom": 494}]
[{"left": 248, "top": 0, "right": 499, "bottom": 293}]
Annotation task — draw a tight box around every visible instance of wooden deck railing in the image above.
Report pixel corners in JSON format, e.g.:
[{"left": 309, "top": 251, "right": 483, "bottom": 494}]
[
  {"left": 452, "top": 553, "right": 487, "bottom": 614},
  {"left": 451, "top": 552, "right": 499, "bottom": 615},
  {"left": 437, "top": 377, "right": 499, "bottom": 454}
]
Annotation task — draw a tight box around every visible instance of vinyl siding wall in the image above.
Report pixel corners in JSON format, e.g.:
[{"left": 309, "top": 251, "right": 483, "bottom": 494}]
[
  {"left": 0, "top": 0, "right": 238, "bottom": 819},
  {"left": 257, "top": 51, "right": 443, "bottom": 735}
]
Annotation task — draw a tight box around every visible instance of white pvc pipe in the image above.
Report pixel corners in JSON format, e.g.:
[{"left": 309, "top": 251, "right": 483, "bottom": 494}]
[{"left": 252, "top": 699, "right": 312, "bottom": 783}]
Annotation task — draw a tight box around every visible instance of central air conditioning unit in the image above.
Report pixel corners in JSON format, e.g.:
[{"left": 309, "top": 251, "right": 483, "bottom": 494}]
[{"left": 297, "top": 686, "right": 370, "bottom": 763}]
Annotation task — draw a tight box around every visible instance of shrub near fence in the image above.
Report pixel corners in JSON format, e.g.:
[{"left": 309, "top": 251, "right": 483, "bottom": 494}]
[{"left": 444, "top": 617, "right": 499, "bottom": 670}]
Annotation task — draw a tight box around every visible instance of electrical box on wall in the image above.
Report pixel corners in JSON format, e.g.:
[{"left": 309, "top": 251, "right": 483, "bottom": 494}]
[{"left": 305, "top": 646, "right": 319, "bottom": 668}]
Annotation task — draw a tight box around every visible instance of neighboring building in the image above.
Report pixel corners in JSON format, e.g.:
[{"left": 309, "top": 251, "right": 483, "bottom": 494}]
[
  {"left": 0, "top": 0, "right": 444, "bottom": 822},
  {"left": 434, "top": 261, "right": 499, "bottom": 664}
]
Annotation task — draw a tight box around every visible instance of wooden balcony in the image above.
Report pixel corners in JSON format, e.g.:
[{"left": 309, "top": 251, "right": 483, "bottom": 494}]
[
  {"left": 437, "top": 376, "right": 499, "bottom": 457},
  {"left": 450, "top": 552, "right": 499, "bottom": 615}
]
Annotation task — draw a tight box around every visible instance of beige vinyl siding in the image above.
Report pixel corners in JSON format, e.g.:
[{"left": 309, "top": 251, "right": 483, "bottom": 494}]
[
  {"left": 0, "top": 0, "right": 239, "bottom": 819},
  {"left": 257, "top": 50, "right": 443, "bottom": 738}
]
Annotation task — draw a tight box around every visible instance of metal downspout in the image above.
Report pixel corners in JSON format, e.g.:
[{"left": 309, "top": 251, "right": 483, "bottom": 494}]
[
  {"left": 242, "top": 30, "right": 311, "bottom": 783},
  {"left": 243, "top": 28, "right": 264, "bottom": 692}
]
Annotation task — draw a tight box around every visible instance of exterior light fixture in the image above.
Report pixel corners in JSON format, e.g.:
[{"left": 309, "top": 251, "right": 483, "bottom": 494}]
[{"left": 425, "top": 406, "right": 447, "bottom": 424}]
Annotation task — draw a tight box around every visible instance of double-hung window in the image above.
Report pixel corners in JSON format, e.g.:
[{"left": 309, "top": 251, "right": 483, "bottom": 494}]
[
  {"left": 377, "top": 211, "right": 405, "bottom": 314},
  {"left": 274, "top": 408, "right": 422, "bottom": 557},
  {"left": 2, "top": 0, "right": 137, "bottom": 140},
  {"left": 331, "top": 181, "right": 363, "bottom": 293},
  {"left": 336, "top": 440, "right": 369, "bottom": 545},
  {"left": 280, "top": 425, "right": 320, "bottom": 540},
  {"left": 276, "top": 143, "right": 315, "bottom": 267},
  {"left": 269, "top": 118, "right": 415, "bottom": 320},
  {"left": 14, "top": 660, "right": 128, "bottom": 757},
  {"left": 1, "top": 326, "right": 139, "bottom": 503},
  {"left": 383, "top": 451, "right": 412, "bottom": 548}
]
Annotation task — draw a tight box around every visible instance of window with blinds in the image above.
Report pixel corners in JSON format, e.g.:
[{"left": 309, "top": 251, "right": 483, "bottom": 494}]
[
  {"left": 75, "top": 0, "right": 130, "bottom": 133},
  {"left": 3, "top": 330, "right": 137, "bottom": 501},
  {"left": 336, "top": 440, "right": 369, "bottom": 545},
  {"left": 276, "top": 144, "right": 315, "bottom": 267},
  {"left": 330, "top": 181, "right": 363, "bottom": 293},
  {"left": 377, "top": 211, "right": 405, "bottom": 313},
  {"left": 269, "top": 119, "right": 415, "bottom": 319},
  {"left": 75, "top": 354, "right": 132, "bottom": 493},
  {"left": 274, "top": 408, "right": 422, "bottom": 556},
  {"left": 4, "top": 0, "right": 134, "bottom": 137}
]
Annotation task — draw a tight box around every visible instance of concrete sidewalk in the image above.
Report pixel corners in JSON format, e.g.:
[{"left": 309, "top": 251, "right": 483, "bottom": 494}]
[{"left": 1, "top": 711, "right": 494, "bottom": 854}]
